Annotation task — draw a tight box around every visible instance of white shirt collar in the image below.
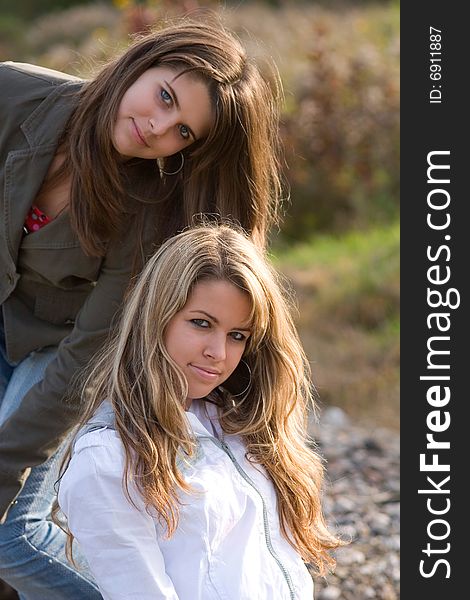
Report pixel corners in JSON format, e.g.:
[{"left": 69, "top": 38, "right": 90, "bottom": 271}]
[{"left": 186, "top": 399, "right": 222, "bottom": 439}]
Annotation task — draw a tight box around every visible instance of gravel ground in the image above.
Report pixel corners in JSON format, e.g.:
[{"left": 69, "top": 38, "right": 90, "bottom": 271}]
[{"left": 309, "top": 407, "right": 400, "bottom": 600}]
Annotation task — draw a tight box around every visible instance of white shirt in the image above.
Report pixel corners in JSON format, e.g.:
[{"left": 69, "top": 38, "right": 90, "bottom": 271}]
[{"left": 58, "top": 400, "right": 314, "bottom": 599}]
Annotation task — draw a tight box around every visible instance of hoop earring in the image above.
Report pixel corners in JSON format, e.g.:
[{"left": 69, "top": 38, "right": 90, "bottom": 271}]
[
  {"left": 159, "top": 152, "right": 184, "bottom": 176},
  {"left": 219, "top": 359, "right": 252, "bottom": 401},
  {"left": 231, "top": 360, "right": 252, "bottom": 397}
]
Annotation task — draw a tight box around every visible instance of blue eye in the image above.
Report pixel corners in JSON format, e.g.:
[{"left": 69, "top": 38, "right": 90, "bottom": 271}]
[
  {"left": 179, "top": 124, "right": 190, "bottom": 140},
  {"left": 230, "top": 332, "right": 246, "bottom": 342},
  {"left": 191, "top": 319, "right": 209, "bottom": 328},
  {"left": 161, "top": 88, "right": 172, "bottom": 104}
]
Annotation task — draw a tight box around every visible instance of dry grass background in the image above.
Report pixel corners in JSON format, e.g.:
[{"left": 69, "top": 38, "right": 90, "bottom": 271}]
[{"left": 274, "top": 223, "right": 399, "bottom": 431}]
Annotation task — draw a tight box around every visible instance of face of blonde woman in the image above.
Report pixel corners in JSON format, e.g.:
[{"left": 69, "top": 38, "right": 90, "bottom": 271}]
[
  {"left": 164, "top": 280, "right": 252, "bottom": 406},
  {"left": 113, "top": 66, "right": 214, "bottom": 160}
]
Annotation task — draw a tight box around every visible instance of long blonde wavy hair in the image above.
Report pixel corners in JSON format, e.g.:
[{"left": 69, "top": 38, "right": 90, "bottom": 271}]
[{"left": 54, "top": 223, "right": 342, "bottom": 575}]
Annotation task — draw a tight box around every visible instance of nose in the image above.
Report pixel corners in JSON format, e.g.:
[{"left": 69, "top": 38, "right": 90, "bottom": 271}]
[
  {"left": 203, "top": 335, "right": 226, "bottom": 362},
  {"left": 148, "top": 115, "right": 172, "bottom": 136}
]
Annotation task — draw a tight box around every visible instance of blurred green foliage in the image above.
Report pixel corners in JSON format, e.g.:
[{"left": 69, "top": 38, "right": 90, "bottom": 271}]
[
  {"left": 0, "top": 0, "right": 97, "bottom": 20},
  {"left": 0, "top": 0, "right": 396, "bottom": 20},
  {"left": 274, "top": 222, "right": 399, "bottom": 329},
  {"left": 280, "top": 6, "right": 399, "bottom": 240}
]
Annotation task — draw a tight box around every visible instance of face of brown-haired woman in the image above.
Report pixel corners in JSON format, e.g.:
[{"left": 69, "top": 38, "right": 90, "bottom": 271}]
[{"left": 113, "top": 66, "right": 214, "bottom": 161}]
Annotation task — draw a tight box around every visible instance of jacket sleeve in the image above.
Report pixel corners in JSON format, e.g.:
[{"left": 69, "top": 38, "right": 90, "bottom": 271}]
[
  {"left": 58, "top": 430, "right": 179, "bottom": 600},
  {"left": 0, "top": 235, "right": 141, "bottom": 523}
]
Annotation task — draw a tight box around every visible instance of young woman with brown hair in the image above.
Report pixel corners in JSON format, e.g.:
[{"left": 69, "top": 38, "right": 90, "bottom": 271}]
[{"left": 0, "top": 17, "right": 283, "bottom": 598}]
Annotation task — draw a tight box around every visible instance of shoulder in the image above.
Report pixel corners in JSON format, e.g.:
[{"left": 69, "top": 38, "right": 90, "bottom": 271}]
[
  {"left": 0, "top": 61, "right": 83, "bottom": 116},
  {"left": 73, "top": 427, "right": 125, "bottom": 468},
  {"left": 59, "top": 429, "right": 126, "bottom": 505},
  {"left": 58, "top": 428, "right": 149, "bottom": 524},
  {"left": 0, "top": 61, "right": 81, "bottom": 87},
  {"left": 61, "top": 428, "right": 127, "bottom": 491}
]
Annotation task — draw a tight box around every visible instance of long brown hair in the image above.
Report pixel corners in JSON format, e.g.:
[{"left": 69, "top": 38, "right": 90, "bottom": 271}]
[
  {"left": 54, "top": 224, "right": 343, "bottom": 575},
  {"left": 54, "top": 17, "right": 284, "bottom": 255}
]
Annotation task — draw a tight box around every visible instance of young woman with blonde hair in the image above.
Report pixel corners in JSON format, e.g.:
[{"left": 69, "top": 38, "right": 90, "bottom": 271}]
[
  {"left": 56, "top": 223, "right": 342, "bottom": 599},
  {"left": 0, "top": 16, "right": 283, "bottom": 598}
]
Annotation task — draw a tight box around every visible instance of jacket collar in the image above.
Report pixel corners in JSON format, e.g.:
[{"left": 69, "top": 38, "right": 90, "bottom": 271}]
[
  {"left": 2, "top": 79, "right": 83, "bottom": 262},
  {"left": 186, "top": 400, "right": 223, "bottom": 439},
  {"left": 73, "top": 399, "right": 222, "bottom": 451},
  {"left": 21, "top": 79, "right": 83, "bottom": 148}
]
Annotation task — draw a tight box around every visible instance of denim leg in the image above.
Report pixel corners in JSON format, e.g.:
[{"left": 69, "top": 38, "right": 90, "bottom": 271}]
[
  {"left": 0, "top": 314, "right": 15, "bottom": 401},
  {"left": 0, "top": 356, "right": 14, "bottom": 405},
  {"left": 0, "top": 347, "right": 102, "bottom": 600},
  {"left": 0, "top": 347, "right": 52, "bottom": 425}
]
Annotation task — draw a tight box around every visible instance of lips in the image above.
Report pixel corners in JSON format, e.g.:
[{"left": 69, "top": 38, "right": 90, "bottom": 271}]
[
  {"left": 131, "top": 119, "right": 149, "bottom": 147},
  {"left": 189, "top": 364, "right": 222, "bottom": 381}
]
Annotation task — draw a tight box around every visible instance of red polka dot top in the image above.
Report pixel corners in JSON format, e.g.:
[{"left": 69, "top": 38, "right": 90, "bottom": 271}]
[{"left": 23, "top": 205, "right": 52, "bottom": 234}]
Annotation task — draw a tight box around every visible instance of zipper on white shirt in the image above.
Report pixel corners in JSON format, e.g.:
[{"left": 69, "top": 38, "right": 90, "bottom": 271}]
[{"left": 200, "top": 435, "right": 296, "bottom": 600}]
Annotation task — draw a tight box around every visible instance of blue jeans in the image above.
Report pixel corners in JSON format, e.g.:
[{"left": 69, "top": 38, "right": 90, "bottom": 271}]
[{"left": 0, "top": 318, "right": 101, "bottom": 599}]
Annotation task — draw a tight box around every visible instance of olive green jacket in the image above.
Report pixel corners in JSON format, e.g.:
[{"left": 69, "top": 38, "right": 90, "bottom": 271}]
[{"left": 0, "top": 62, "right": 148, "bottom": 522}]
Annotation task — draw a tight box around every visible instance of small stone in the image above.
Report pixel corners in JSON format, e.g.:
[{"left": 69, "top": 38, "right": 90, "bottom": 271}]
[
  {"left": 383, "top": 535, "right": 400, "bottom": 552},
  {"left": 337, "top": 524, "right": 357, "bottom": 540},
  {"left": 321, "top": 406, "right": 350, "bottom": 428},
  {"left": 363, "top": 437, "right": 384, "bottom": 453},
  {"left": 336, "top": 547, "right": 366, "bottom": 566},
  {"left": 334, "top": 496, "right": 356, "bottom": 513},
  {"left": 318, "top": 585, "right": 342, "bottom": 600},
  {"left": 369, "top": 512, "right": 391, "bottom": 535}
]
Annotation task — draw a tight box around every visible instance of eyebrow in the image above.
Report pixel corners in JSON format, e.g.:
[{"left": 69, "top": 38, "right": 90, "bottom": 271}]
[
  {"left": 189, "top": 310, "right": 252, "bottom": 332},
  {"left": 164, "top": 79, "right": 197, "bottom": 141}
]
